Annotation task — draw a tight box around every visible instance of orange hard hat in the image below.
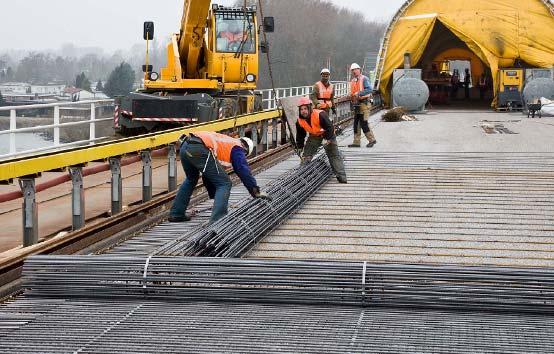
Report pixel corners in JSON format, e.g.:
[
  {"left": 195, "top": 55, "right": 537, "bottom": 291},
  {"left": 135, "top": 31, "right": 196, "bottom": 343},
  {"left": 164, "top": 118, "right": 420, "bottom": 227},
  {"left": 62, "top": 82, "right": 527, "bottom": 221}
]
[{"left": 298, "top": 97, "right": 312, "bottom": 107}]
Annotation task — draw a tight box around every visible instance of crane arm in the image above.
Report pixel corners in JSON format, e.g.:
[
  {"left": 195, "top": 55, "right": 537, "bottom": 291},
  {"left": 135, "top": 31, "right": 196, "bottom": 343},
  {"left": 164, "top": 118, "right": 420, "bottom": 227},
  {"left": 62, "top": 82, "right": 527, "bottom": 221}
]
[{"left": 178, "top": 0, "right": 211, "bottom": 79}]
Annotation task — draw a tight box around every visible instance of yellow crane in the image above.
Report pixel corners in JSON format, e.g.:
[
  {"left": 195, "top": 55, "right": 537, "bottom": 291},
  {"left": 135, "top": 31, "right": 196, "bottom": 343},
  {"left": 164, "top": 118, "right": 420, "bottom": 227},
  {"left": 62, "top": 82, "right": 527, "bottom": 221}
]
[{"left": 116, "top": 1, "right": 274, "bottom": 134}]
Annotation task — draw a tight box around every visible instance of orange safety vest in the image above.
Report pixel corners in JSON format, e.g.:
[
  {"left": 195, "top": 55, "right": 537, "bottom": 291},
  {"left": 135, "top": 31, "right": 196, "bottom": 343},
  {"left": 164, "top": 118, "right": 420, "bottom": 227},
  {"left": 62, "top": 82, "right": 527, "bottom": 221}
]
[
  {"left": 298, "top": 109, "right": 328, "bottom": 137},
  {"left": 192, "top": 131, "right": 242, "bottom": 167},
  {"left": 350, "top": 75, "right": 371, "bottom": 100},
  {"left": 316, "top": 81, "right": 334, "bottom": 109},
  {"left": 219, "top": 31, "right": 245, "bottom": 43}
]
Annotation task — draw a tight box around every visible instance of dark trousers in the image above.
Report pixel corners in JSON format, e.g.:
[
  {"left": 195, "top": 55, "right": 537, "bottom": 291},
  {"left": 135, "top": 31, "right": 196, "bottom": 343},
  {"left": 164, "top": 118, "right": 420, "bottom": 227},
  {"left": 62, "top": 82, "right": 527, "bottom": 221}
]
[
  {"left": 351, "top": 102, "right": 375, "bottom": 144},
  {"left": 302, "top": 136, "right": 346, "bottom": 180},
  {"left": 169, "top": 142, "right": 232, "bottom": 223},
  {"left": 353, "top": 114, "right": 370, "bottom": 135}
]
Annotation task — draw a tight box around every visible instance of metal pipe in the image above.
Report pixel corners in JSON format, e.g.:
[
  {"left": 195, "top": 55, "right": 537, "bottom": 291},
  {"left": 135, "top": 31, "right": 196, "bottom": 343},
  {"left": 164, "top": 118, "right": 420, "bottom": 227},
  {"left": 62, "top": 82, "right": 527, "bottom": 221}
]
[
  {"left": 261, "top": 120, "right": 268, "bottom": 153},
  {"left": 9, "top": 109, "right": 16, "bottom": 154},
  {"left": 69, "top": 166, "right": 85, "bottom": 230},
  {"left": 250, "top": 123, "right": 258, "bottom": 156},
  {"left": 21, "top": 255, "right": 554, "bottom": 314},
  {"left": 109, "top": 157, "right": 123, "bottom": 215},
  {"left": 155, "top": 155, "right": 332, "bottom": 258},
  {"left": 168, "top": 144, "right": 177, "bottom": 192},
  {"left": 19, "top": 177, "right": 38, "bottom": 246},
  {"left": 141, "top": 150, "right": 152, "bottom": 202}
]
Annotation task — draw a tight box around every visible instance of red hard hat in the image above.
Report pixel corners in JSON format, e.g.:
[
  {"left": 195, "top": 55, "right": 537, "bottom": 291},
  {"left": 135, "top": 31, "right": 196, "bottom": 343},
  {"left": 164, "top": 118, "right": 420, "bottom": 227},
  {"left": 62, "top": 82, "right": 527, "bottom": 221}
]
[{"left": 298, "top": 97, "right": 312, "bottom": 107}]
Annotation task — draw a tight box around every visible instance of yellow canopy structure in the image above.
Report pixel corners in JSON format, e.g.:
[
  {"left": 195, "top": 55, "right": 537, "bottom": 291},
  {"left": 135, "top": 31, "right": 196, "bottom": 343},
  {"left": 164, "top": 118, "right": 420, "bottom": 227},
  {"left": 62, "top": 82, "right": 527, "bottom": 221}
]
[{"left": 375, "top": 0, "right": 554, "bottom": 106}]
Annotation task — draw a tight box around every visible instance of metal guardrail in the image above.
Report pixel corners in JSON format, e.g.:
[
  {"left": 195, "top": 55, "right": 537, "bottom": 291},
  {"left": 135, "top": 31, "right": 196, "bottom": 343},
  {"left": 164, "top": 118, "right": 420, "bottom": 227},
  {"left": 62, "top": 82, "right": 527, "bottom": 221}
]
[
  {"left": 0, "top": 109, "right": 285, "bottom": 248},
  {"left": 0, "top": 82, "right": 353, "bottom": 248},
  {"left": 0, "top": 110, "right": 282, "bottom": 183},
  {"left": 0, "top": 100, "right": 115, "bottom": 159},
  {"left": 0, "top": 82, "right": 349, "bottom": 159},
  {"left": 256, "top": 81, "right": 349, "bottom": 110}
]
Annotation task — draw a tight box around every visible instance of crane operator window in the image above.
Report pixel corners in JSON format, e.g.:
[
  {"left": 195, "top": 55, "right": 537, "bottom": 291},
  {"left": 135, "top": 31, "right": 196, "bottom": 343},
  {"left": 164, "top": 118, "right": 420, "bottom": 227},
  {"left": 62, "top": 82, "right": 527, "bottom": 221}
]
[{"left": 215, "top": 13, "right": 255, "bottom": 53}]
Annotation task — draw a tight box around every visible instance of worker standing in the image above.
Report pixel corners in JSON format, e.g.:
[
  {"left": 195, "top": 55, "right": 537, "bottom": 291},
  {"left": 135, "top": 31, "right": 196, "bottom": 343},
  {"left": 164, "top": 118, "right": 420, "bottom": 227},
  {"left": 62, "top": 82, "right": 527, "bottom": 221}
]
[
  {"left": 478, "top": 73, "right": 487, "bottom": 100},
  {"left": 348, "top": 63, "right": 376, "bottom": 148},
  {"left": 310, "top": 68, "right": 337, "bottom": 118},
  {"left": 450, "top": 69, "right": 460, "bottom": 99},
  {"left": 296, "top": 97, "right": 347, "bottom": 184},
  {"left": 168, "top": 131, "right": 271, "bottom": 223},
  {"left": 464, "top": 68, "right": 471, "bottom": 100}
]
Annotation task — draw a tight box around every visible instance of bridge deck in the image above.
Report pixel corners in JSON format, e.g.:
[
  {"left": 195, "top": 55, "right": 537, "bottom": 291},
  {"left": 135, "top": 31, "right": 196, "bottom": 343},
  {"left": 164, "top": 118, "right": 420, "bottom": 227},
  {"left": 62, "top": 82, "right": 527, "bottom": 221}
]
[
  {"left": 247, "top": 110, "right": 554, "bottom": 266},
  {"left": 1, "top": 297, "right": 552, "bottom": 353},
  {"left": 1, "top": 110, "right": 554, "bottom": 352}
]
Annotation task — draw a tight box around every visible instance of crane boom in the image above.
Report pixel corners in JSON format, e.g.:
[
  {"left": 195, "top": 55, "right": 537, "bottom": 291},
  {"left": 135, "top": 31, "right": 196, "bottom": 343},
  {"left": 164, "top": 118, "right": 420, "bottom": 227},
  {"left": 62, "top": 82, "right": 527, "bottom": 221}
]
[{"left": 178, "top": 0, "right": 211, "bottom": 79}]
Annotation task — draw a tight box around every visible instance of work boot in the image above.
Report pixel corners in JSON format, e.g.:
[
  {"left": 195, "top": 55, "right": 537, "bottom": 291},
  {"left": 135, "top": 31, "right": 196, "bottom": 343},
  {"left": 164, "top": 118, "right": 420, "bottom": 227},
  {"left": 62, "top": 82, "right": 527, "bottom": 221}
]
[
  {"left": 364, "top": 131, "right": 376, "bottom": 146},
  {"left": 336, "top": 176, "right": 348, "bottom": 184},
  {"left": 168, "top": 214, "right": 191, "bottom": 223},
  {"left": 349, "top": 132, "right": 361, "bottom": 147}
]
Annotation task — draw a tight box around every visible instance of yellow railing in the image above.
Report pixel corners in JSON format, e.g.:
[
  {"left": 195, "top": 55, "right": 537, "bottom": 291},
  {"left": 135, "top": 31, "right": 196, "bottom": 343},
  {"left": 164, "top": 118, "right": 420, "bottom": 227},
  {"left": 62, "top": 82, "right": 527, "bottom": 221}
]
[{"left": 0, "top": 109, "right": 282, "bottom": 182}]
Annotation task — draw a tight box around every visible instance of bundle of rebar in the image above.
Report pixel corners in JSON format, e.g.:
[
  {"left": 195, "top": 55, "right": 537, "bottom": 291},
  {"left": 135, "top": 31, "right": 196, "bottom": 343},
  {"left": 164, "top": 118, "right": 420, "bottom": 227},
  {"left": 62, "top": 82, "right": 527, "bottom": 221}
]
[
  {"left": 23, "top": 256, "right": 554, "bottom": 313},
  {"left": 155, "top": 155, "right": 332, "bottom": 258}
]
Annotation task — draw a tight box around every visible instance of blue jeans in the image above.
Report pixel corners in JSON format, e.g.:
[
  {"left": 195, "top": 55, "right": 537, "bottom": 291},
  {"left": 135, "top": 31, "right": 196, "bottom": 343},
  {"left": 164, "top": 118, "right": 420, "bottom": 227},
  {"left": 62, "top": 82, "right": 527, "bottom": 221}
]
[{"left": 169, "top": 142, "right": 232, "bottom": 223}]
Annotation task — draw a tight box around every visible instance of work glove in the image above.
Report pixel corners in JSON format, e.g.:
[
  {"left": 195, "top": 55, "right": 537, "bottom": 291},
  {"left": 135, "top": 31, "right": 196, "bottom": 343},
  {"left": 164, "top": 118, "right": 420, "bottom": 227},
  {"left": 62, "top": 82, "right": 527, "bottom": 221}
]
[
  {"left": 331, "top": 107, "right": 337, "bottom": 115},
  {"left": 300, "top": 155, "right": 313, "bottom": 165},
  {"left": 323, "top": 139, "right": 337, "bottom": 147},
  {"left": 250, "top": 187, "right": 273, "bottom": 201}
]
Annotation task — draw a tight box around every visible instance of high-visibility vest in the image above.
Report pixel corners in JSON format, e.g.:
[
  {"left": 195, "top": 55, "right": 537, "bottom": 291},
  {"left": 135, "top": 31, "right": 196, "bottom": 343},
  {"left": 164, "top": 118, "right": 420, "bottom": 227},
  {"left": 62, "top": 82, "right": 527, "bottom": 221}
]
[
  {"left": 219, "top": 31, "right": 244, "bottom": 43},
  {"left": 316, "top": 81, "right": 334, "bottom": 109},
  {"left": 298, "top": 109, "right": 328, "bottom": 137},
  {"left": 350, "top": 75, "right": 371, "bottom": 100},
  {"left": 192, "top": 131, "right": 242, "bottom": 167}
]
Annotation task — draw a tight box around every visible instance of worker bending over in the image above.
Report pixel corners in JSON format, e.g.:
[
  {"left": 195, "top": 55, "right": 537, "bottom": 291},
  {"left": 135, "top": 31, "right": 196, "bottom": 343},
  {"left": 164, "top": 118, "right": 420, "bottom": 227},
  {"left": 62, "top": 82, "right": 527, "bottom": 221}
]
[
  {"left": 169, "top": 131, "right": 271, "bottom": 223},
  {"left": 296, "top": 97, "right": 347, "bottom": 184}
]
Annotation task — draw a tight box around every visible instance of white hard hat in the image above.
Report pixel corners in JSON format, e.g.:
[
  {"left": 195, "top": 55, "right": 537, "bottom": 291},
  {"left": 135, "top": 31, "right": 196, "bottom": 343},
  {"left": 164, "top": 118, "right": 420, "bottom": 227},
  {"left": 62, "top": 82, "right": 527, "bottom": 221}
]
[
  {"left": 320, "top": 68, "right": 330, "bottom": 75},
  {"left": 240, "top": 137, "right": 254, "bottom": 156},
  {"left": 350, "top": 63, "right": 361, "bottom": 70}
]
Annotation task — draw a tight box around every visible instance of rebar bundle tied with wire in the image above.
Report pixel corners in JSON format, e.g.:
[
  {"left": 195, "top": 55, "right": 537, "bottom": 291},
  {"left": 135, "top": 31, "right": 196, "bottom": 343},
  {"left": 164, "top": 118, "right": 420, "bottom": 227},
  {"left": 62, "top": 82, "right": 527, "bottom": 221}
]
[
  {"left": 22, "top": 256, "right": 554, "bottom": 313},
  {"left": 156, "top": 155, "right": 332, "bottom": 257}
]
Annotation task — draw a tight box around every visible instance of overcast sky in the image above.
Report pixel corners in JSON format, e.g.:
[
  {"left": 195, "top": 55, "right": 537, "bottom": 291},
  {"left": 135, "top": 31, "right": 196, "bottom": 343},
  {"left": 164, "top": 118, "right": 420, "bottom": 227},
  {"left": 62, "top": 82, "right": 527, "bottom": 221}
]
[{"left": 1, "top": 0, "right": 405, "bottom": 53}]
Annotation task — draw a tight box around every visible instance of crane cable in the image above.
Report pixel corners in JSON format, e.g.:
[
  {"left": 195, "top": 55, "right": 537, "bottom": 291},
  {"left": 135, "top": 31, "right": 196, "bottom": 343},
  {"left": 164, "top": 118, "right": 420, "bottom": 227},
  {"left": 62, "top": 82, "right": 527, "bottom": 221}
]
[
  {"left": 230, "top": 0, "right": 250, "bottom": 136},
  {"left": 257, "top": 0, "right": 302, "bottom": 158}
]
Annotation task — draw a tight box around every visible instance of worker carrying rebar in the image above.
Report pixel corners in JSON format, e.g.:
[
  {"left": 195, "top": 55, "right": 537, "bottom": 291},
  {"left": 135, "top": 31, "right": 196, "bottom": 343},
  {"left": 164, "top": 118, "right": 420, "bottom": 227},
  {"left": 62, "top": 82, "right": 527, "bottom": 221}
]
[
  {"left": 168, "top": 131, "right": 271, "bottom": 223},
  {"left": 349, "top": 63, "right": 377, "bottom": 148},
  {"left": 296, "top": 97, "right": 347, "bottom": 184},
  {"left": 310, "top": 68, "right": 337, "bottom": 117}
]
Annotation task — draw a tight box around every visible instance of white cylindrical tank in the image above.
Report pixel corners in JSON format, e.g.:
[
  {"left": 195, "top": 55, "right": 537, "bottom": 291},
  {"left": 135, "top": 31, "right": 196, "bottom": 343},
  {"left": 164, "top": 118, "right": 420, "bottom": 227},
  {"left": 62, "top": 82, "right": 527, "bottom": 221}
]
[{"left": 392, "top": 78, "right": 429, "bottom": 111}]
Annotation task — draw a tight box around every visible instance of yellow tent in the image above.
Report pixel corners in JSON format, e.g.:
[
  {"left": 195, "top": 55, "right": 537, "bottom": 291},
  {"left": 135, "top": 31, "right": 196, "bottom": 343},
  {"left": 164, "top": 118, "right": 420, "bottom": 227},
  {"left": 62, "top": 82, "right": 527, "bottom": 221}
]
[{"left": 375, "top": 0, "right": 554, "bottom": 106}]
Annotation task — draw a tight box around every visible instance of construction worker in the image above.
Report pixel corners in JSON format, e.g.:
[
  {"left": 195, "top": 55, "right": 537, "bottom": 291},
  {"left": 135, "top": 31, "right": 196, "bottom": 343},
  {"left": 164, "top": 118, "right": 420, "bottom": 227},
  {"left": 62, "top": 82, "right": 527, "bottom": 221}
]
[
  {"left": 451, "top": 69, "right": 460, "bottom": 99},
  {"left": 296, "top": 97, "right": 347, "bottom": 184},
  {"left": 478, "top": 73, "right": 488, "bottom": 100},
  {"left": 349, "top": 63, "right": 376, "bottom": 148},
  {"left": 464, "top": 68, "right": 471, "bottom": 100},
  {"left": 168, "top": 131, "right": 271, "bottom": 223},
  {"left": 310, "top": 68, "right": 337, "bottom": 117},
  {"left": 217, "top": 21, "right": 244, "bottom": 51}
]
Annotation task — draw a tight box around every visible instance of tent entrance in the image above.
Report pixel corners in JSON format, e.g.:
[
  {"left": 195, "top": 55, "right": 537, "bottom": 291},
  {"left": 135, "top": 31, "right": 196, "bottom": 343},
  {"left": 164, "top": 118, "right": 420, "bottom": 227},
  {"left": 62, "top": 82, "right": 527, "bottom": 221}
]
[{"left": 416, "top": 21, "right": 493, "bottom": 108}]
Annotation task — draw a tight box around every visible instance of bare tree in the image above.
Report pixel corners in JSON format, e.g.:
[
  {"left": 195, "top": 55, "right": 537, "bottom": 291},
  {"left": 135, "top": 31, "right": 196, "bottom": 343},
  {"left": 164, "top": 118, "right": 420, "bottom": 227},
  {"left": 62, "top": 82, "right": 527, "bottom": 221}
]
[{"left": 253, "top": 0, "right": 385, "bottom": 88}]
